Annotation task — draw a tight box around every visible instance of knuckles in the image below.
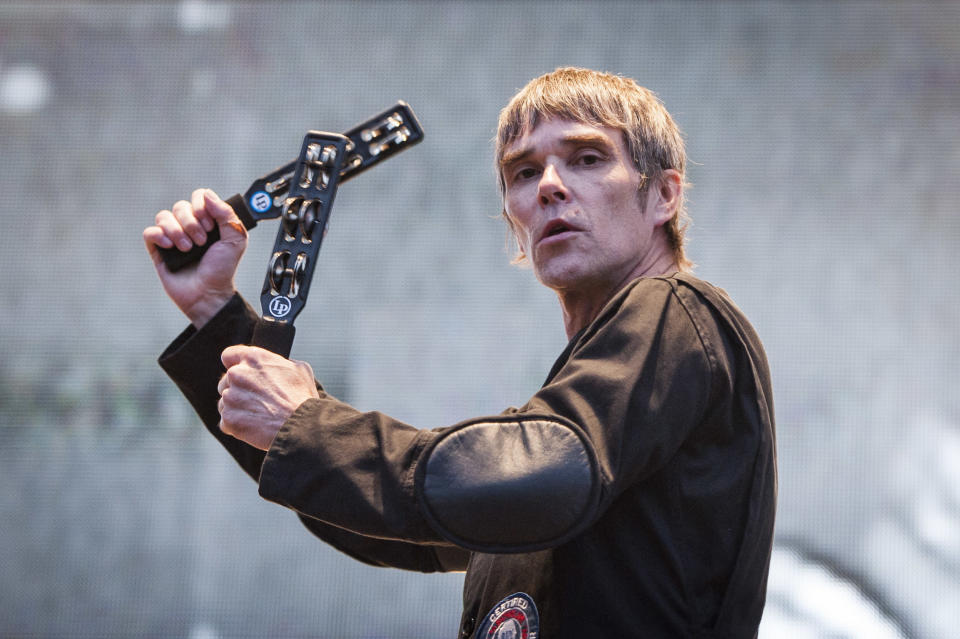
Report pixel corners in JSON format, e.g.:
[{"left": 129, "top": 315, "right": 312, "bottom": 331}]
[
  {"left": 223, "top": 365, "right": 251, "bottom": 391},
  {"left": 294, "top": 360, "right": 313, "bottom": 377}
]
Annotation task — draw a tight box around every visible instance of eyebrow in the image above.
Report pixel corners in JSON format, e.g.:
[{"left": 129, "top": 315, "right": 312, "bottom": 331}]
[{"left": 500, "top": 132, "right": 614, "bottom": 171}]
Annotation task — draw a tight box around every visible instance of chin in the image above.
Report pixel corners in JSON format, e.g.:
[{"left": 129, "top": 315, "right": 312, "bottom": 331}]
[{"left": 534, "top": 263, "right": 593, "bottom": 292}]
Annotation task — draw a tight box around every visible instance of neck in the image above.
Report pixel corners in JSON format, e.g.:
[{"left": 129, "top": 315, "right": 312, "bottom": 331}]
[{"left": 557, "top": 252, "right": 680, "bottom": 339}]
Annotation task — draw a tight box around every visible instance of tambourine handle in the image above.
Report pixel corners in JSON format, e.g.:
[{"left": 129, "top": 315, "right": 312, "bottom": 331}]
[
  {"left": 159, "top": 194, "right": 257, "bottom": 272},
  {"left": 250, "top": 319, "right": 296, "bottom": 358}
]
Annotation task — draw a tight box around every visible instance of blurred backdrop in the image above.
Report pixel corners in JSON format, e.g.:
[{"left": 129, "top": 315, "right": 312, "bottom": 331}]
[{"left": 1, "top": 1, "right": 958, "bottom": 637}]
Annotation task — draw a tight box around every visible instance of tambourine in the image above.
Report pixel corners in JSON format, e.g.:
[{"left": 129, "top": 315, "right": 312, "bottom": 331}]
[{"left": 159, "top": 102, "right": 424, "bottom": 356}]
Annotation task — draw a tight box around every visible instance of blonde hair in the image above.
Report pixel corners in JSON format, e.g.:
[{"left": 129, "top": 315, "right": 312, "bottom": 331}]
[{"left": 496, "top": 67, "right": 692, "bottom": 270}]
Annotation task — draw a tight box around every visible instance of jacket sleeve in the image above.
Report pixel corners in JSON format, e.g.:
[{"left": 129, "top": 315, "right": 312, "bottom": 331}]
[
  {"left": 159, "top": 293, "right": 267, "bottom": 480},
  {"left": 296, "top": 515, "right": 469, "bottom": 572},
  {"left": 258, "top": 278, "right": 713, "bottom": 553},
  {"left": 158, "top": 294, "right": 470, "bottom": 573}
]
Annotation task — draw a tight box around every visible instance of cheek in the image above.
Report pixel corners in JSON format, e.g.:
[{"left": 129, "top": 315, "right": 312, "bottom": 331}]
[{"left": 504, "top": 201, "right": 534, "bottom": 243}]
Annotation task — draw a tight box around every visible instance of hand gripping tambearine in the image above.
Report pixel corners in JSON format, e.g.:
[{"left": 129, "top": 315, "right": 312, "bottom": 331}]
[
  {"left": 158, "top": 102, "right": 424, "bottom": 356},
  {"left": 159, "top": 102, "right": 423, "bottom": 272}
]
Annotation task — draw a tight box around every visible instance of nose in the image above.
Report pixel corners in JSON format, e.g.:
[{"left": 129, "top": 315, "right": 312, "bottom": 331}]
[{"left": 538, "top": 164, "right": 568, "bottom": 206}]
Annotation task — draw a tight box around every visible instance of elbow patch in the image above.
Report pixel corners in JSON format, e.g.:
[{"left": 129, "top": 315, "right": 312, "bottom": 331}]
[{"left": 415, "top": 415, "right": 601, "bottom": 553}]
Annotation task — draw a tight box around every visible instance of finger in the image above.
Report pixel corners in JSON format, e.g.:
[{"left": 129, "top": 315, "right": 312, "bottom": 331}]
[
  {"left": 191, "top": 188, "right": 216, "bottom": 232},
  {"left": 221, "top": 344, "right": 253, "bottom": 369},
  {"left": 218, "top": 394, "right": 238, "bottom": 436},
  {"left": 223, "top": 344, "right": 284, "bottom": 369},
  {"left": 218, "top": 417, "right": 235, "bottom": 437},
  {"left": 218, "top": 401, "right": 253, "bottom": 444},
  {"left": 152, "top": 208, "right": 194, "bottom": 253},
  {"left": 143, "top": 223, "right": 175, "bottom": 249},
  {"left": 143, "top": 225, "right": 174, "bottom": 265},
  {"left": 242, "top": 345, "right": 289, "bottom": 371},
  {"left": 158, "top": 204, "right": 196, "bottom": 252},
  {"left": 171, "top": 199, "right": 208, "bottom": 247},
  {"left": 216, "top": 373, "right": 228, "bottom": 396},
  {"left": 217, "top": 392, "right": 239, "bottom": 422},
  {"left": 293, "top": 358, "right": 316, "bottom": 379},
  {"left": 204, "top": 190, "right": 248, "bottom": 243}
]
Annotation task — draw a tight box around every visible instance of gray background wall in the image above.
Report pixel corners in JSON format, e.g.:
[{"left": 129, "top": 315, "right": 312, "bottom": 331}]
[{"left": 1, "top": 1, "right": 958, "bottom": 637}]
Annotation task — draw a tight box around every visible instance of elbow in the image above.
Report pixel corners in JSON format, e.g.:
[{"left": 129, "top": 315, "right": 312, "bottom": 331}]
[{"left": 415, "top": 414, "right": 602, "bottom": 553}]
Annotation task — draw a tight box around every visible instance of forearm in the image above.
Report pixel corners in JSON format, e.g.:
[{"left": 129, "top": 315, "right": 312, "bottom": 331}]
[{"left": 258, "top": 398, "right": 602, "bottom": 553}]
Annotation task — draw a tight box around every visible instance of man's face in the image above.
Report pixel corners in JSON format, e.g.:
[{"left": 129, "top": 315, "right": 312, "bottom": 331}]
[{"left": 501, "top": 118, "right": 665, "bottom": 295}]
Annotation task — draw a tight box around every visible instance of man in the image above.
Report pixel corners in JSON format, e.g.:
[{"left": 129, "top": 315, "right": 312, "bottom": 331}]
[{"left": 144, "top": 67, "right": 776, "bottom": 638}]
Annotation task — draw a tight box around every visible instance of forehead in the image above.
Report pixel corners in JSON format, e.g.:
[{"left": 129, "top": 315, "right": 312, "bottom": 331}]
[{"left": 500, "top": 118, "right": 628, "bottom": 166}]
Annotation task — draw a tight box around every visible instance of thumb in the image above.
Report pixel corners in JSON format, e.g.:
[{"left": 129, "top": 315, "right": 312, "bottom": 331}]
[
  {"left": 204, "top": 190, "right": 248, "bottom": 243},
  {"left": 222, "top": 344, "right": 283, "bottom": 370},
  {"left": 221, "top": 344, "right": 253, "bottom": 369}
]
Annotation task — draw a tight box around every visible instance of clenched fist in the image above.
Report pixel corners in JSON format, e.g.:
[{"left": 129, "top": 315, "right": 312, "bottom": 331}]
[
  {"left": 143, "top": 189, "right": 248, "bottom": 328},
  {"left": 217, "top": 345, "right": 321, "bottom": 450}
]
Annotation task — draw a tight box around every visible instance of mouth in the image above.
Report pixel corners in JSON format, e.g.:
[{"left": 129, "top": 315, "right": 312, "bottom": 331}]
[{"left": 538, "top": 219, "right": 580, "bottom": 244}]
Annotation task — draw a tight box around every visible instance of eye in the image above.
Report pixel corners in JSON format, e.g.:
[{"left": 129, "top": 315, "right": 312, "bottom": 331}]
[
  {"left": 575, "top": 152, "right": 604, "bottom": 167},
  {"left": 513, "top": 166, "right": 539, "bottom": 182}
]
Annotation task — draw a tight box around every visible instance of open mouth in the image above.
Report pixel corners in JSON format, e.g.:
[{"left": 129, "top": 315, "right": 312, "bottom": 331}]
[{"left": 540, "top": 220, "right": 577, "bottom": 243}]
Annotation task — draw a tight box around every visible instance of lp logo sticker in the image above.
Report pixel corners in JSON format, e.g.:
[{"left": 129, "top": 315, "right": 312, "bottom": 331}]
[
  {"left": 249, "top": 190, "right": 272, "bottom": 213},
  {"left": 268, "top": 296, "right": 292, "bottom": 318}
]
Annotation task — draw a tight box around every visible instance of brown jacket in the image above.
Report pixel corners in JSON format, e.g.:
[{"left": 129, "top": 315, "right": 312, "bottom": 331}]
[{"left": 160, "top": 273, "right": 776, "bottom": 638}]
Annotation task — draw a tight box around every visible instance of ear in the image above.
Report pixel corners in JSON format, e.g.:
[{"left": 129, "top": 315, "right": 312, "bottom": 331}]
[{"left": 648, "top": 169, "right": 683, "bottom": 228}]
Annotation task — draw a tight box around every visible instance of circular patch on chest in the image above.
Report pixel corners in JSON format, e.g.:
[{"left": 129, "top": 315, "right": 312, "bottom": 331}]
[{"left": 475, "top": 592, "right": 540, "bottom": 639}]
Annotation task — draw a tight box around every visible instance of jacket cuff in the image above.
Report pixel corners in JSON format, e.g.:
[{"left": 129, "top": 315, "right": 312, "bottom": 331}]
[
  {"left": 259, "top": 397, "right": 440, "bottom": 543},
  {"left": 157, "top": 293, "right": 268, "bottom": 481},
  {"left": 159, "top": 294, "right": 259, "bottom": 380},
  {"left": 158, "top": 293, "right": 259, "bottom": 428}
]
